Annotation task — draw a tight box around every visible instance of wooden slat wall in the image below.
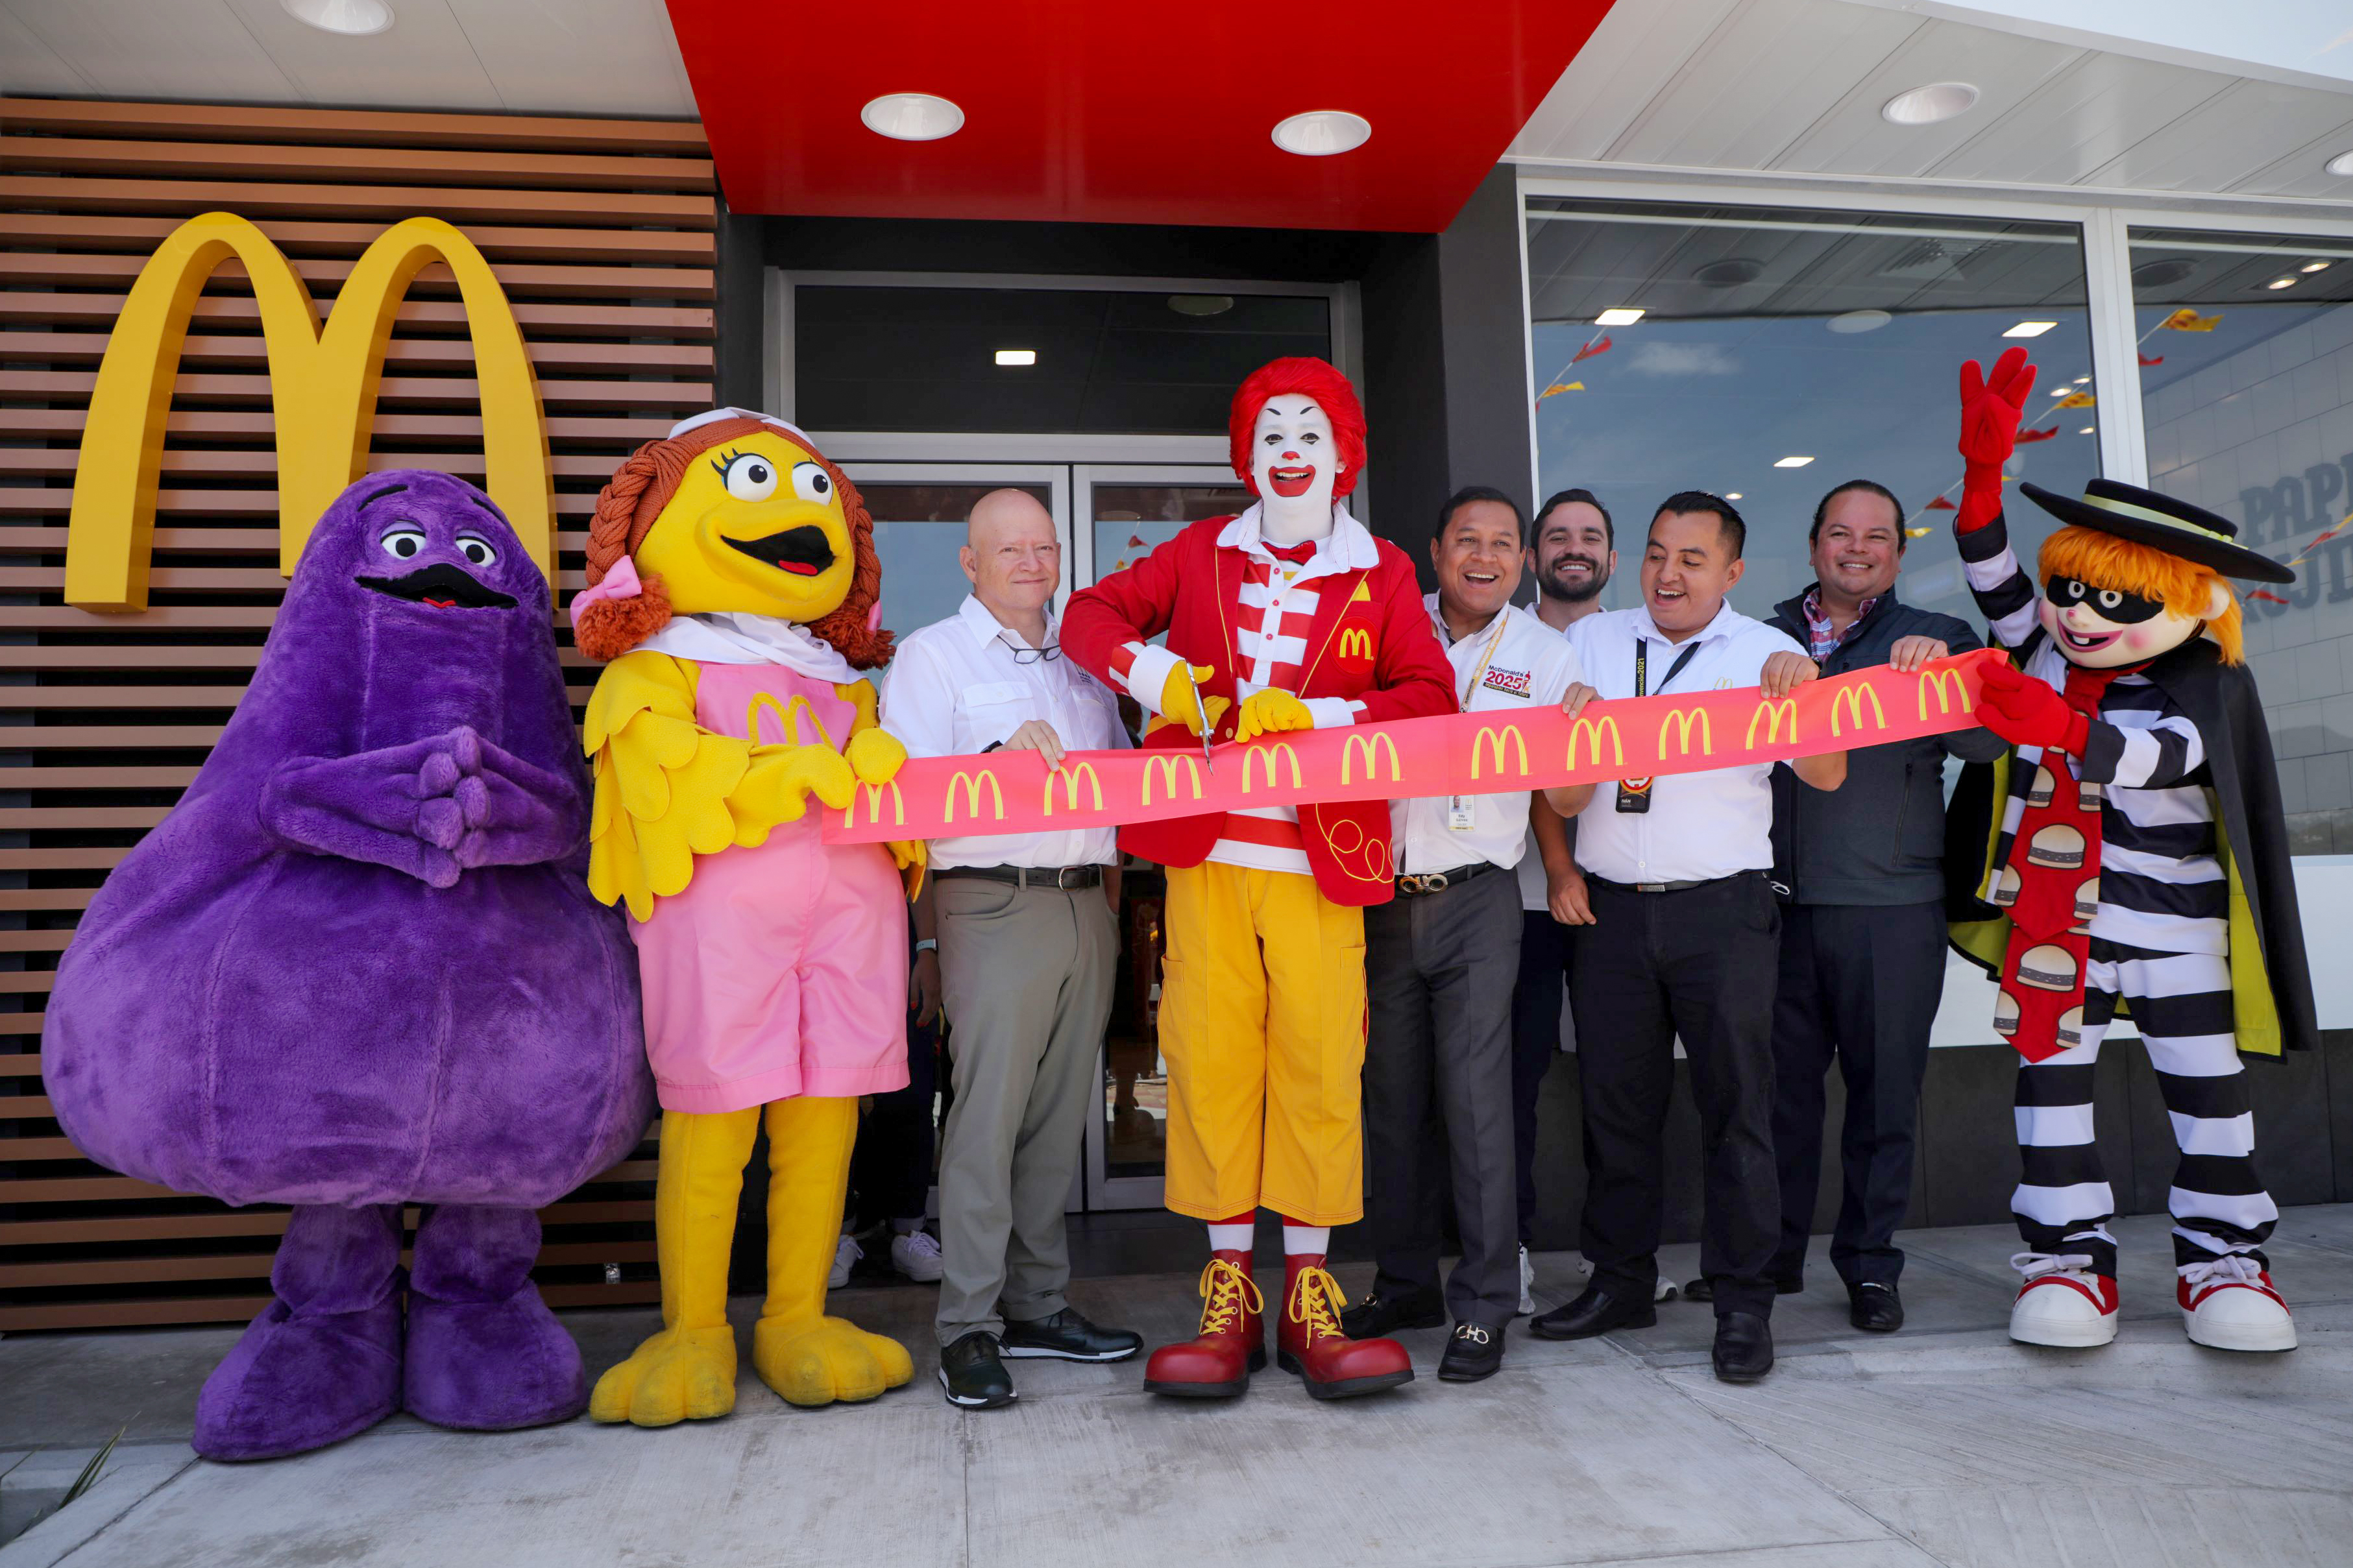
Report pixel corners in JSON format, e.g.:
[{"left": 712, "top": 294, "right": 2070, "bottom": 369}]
[{"left": 0, "top": 97, "right": 715, "bottom": 1331}]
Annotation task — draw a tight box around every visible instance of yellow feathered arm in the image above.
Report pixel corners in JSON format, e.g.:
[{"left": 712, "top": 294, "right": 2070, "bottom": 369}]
[{"left": 584, "top": 652, "right": 746, "bottom": 921}]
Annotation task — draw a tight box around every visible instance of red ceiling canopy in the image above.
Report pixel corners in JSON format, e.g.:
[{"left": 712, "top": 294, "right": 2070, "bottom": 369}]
[{"left": 664, "top": 0, "right": 1615, "bottom": 233}]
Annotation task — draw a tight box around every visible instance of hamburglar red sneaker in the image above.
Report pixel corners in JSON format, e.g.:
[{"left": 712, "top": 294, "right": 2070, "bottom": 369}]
[
  {"left": 2007, "top": 1252, "right": 2118, "bottom": 1347},
  {"left": 1143, "top": 1251, "right": 1263, "bottom": 1397},
  {"left": 1275, "top": 1255, "right": 1413, "bottom": 1401},
  {"left": 2178, "top": 1256, "right": 2295, "bottom": 1352}
]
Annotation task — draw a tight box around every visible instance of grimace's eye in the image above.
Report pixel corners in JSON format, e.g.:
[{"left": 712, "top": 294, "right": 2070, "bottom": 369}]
[
  {"left": 717, "top": 451, "right": 779, "bottom": 502},
  {"left": 456, "top": 535, "right": 498, "bottom": 567},
  {"left": 381, "top": 527, "right": 426, "bottom": 561},
  {"left": 790, "top": 462, "right": 833, "bottom": 503}
]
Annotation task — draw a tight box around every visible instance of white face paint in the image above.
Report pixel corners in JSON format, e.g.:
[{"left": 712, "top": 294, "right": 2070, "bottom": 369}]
[{"left": 1250, "top": 398, "right": 1339, "bottom": 546}]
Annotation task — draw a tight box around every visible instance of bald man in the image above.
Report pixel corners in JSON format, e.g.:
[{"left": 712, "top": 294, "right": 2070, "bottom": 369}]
[{"left": 880, "top": 489, "right": 1140, "bottom": 1407}]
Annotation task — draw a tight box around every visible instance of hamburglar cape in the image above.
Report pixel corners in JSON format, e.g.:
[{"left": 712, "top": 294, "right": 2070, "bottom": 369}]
[{"left": 1945, "top": 630, "right": 2319, "bottom": 1059}]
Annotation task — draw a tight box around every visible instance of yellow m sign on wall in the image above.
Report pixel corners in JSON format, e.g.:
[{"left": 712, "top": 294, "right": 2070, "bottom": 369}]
[{"left": 67, "top": 211, "right": 553, "bottom": 610}]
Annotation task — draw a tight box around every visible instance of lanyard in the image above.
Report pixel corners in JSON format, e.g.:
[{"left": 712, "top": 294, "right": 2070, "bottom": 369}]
[
  {"left": 1633, "top": 636, "right": 1701, "bottom": 698},
  {"left": 1449, "top": 612, "right": 1513, "bottom": 712}
]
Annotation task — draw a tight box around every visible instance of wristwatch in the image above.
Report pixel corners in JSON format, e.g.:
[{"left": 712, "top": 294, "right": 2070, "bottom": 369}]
[{"left": 913, "top": 938, "right": 939, "bottom": 954}]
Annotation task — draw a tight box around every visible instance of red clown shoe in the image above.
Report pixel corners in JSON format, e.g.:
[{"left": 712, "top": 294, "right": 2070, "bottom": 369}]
[
  {"left": 1143, "top": 1251, "right": 1264, "bottom": 1397},
  {"left": 1276, "top": 1253, "right": 1413, "bottom": 1400}
]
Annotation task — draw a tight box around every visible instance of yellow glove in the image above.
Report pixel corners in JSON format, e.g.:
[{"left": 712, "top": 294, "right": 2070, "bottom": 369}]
[
  {"left": 1235, "top": 688, "right": 1313, "bottom": 743},
  {"left": 844, "top": 726, "right": 907, "bottom": 787},
  {"left": 737, "top": 743, "right": 857, "bottom": 841},
  {"left": 1157, "top": 662, "right": 1221, "bottom": 738}
]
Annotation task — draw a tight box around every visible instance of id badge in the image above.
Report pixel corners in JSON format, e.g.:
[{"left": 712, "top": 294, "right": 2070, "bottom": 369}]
[{"left": 1446, "top": 795, "right": 1476, "bottom": 832}]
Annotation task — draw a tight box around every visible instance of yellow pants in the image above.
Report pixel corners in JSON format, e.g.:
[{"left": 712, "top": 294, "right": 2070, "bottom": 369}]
[{"left": 1159, "top": 861, "right": 1368, "bottom": 1225}]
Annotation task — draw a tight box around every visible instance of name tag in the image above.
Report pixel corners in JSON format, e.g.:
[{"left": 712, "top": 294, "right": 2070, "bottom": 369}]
[{"left": 1447, "top": 796, "right": 1476, "bottom": 832}]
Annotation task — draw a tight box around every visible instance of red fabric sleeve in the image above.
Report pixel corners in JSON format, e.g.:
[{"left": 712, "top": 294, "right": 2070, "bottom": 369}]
[
  {"left": 1060, "top": 523, "right": 1196, "bottom": 690},
  {"left": 1351, "top": 551, "right": 1456, "bottom": 724}
]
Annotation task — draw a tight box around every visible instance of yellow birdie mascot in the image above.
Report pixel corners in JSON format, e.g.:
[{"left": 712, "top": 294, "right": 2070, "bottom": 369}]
[{"left": 572, "top": 407, "right": 920, "bottom": 1424}]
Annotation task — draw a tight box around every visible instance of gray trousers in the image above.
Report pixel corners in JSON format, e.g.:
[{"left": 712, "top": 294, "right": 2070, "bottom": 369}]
[
  {"left": 1363, "top": 865, "right": 1522, "bottom": 1328},
  {"left": 933, "top": 876, "right": 1117, "bottom": 1346}
]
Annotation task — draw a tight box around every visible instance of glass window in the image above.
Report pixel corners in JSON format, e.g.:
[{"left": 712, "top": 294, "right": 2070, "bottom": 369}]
[
  {"left": 2130, "top": 228, "right": 2353, "bottom": 854},
  {"left": 1522, "top": 199, "right": 2099, "bottom": 627},
  {"left": 796, "top": 286, "right": 1330, "bottom": 434},
  {"left": 1091, "top": 481, "right": 1253, "bottom": 583},
  {"left": 853, "top": 480, "right": 1052, "bottom": 657}
]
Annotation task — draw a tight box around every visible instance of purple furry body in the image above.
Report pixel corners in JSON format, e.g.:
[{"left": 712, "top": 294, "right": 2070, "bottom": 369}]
[{"left": 43, "top": 472, "right": 653, "bottom": 1458}]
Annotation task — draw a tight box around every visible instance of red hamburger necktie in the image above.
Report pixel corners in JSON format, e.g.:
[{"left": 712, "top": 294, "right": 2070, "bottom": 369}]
[{"left": 1996, "top": 662, "right": 2130, "bottom": 1063}]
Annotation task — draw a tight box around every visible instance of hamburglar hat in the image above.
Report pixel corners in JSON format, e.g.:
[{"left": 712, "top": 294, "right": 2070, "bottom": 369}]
[{"left": 2019, "top": 477, "right": 2295, "bottom": 584}]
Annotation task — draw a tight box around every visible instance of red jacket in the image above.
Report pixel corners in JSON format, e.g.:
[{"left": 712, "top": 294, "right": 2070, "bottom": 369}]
[{"left": 1061, "top": 513, "right": 1454, "bottom": 906}]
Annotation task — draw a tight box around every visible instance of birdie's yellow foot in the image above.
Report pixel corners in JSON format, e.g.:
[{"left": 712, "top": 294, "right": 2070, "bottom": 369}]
[
  {"left": 753, "top": 1315, "right": 913, "bottom": 1406},
  {"left": 589, "top": 1325, "right": 738, "bottom": 1426}
]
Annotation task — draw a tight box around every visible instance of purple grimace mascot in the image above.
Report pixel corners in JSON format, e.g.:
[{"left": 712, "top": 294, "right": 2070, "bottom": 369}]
[{"left": 45, "top": 471, "right": 654, "bottom": 1461}]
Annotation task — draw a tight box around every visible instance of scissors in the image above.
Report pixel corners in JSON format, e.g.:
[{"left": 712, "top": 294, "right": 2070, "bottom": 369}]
[{"left": 1186, "top": 664, "right": 1217, "bottom": 776}]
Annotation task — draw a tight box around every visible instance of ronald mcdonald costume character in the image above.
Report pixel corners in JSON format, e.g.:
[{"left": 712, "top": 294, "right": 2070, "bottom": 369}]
[
  {"left": 572, "top": 408, "right": 920, "bottom": 1425},
  {"left": 1062, "top": 358, "right": 1455, "bottom": 1400},
  {"left": 45, "top": 471, "right": 653, "bottom": 1461},
  {"left": 1945, "top": 347, "right": 2317, "bottom": 1354}
]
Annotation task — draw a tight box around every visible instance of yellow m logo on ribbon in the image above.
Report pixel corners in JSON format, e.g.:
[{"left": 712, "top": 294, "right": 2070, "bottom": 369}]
[
  {"left": 1141, "top": 753, "right": 1205, "bottom": 806},
  {"left": 1829, "top": 685, "right": 1888, "bottom": 737},
  {"left": 1746, "top": 698, "right": 1799, "bottom": 749},
  {"left": 1341, "top": 730, "right": 1401, "bottom": 785},
  {"left": 1917, "top": 668, "right": 1972, "bottom": 720},
  {"left": 1657, "top": 707, "right": 1713, "bottom": 758},
  {"left": 944, "top": 769, "right": 1007, "bottom": 825},
  {"left": 1241, "top": 742, "right": 1302, "bottom": 794},
  {"left": 1470, "top": 725, "right": 1530, "bottom": 780},
  {"left": 845, "top": 781, "right": 905, "bottom": 828},
  {"left": 67, "top": 211, "right": 554, "bottom": 611},
  {"left": 1565, "top": 714, "right": 1624, "bottom": 771},
  {"left": 1042, "top": 761, "right": 1105, "bottom": 817}
]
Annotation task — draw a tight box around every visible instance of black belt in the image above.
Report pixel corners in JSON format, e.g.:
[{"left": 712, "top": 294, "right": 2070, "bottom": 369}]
[
  {"left": 1587, "top": 871, "right": 1755, "bottom": 895},
  {"left": 934, "top": 864, "right": 1104, "bottom": 890},
  {"left": 1394, "top": 862, "right": 1500, "bottom": 897}
]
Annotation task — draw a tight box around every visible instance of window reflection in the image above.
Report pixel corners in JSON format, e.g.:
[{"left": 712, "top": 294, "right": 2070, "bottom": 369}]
[{"left": 1522, "top": 199, "right": 2100, "bottom": 625}]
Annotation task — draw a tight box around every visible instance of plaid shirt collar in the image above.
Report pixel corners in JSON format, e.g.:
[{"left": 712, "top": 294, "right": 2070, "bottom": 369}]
[{"left": 1801, "top": 586, "right": 1879, "bottom": 660}]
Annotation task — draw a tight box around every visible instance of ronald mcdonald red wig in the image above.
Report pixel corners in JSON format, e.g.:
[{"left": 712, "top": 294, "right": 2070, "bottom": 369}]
[{"left": 1228, "top": 357, "right": 1369, "bottom": 498}]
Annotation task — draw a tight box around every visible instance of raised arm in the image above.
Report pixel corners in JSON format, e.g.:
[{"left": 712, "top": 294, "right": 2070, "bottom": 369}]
[{"left": 1952, "top": 347, "right": 2041, "bottom": 651}]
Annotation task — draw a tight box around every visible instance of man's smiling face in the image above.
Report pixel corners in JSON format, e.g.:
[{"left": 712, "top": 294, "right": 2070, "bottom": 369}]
[
  {"left": 1531, "top": 500, "right": 1613, "bottom": 604},
  {"left": 1810, "top": 488, "right": 1903, "bottom": 605},
  {"left": 1432, "top": 499, "right": 1523, "bottom": 626}
]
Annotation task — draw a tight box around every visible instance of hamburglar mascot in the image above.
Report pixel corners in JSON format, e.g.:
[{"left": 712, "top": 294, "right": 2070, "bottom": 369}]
[
  {"left": 1062, "top": 357, "right": 1454, "bottom": 1399},
  {"left": 1946, "top": 346, "right": 2317, "bottom": 1353}
]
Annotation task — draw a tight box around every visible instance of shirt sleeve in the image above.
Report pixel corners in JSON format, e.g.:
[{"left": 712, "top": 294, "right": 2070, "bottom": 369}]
[
  {"left": 2081, "top": 712, "right": 2206, "bottom": 790},
  {"left": 877, "top": 635, "right": 957, "bottom": 761},
  {"left": 1955, "top": 508, "right": 2041, "bottom": 651}
]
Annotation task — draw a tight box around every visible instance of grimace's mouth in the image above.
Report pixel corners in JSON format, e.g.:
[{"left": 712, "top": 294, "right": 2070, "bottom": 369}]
[
  {"left": 354, "top": 561, "right": 516, "bottom": 609},
  {"left": 725, "top": 524, "right": 835, "bottom": 577}
]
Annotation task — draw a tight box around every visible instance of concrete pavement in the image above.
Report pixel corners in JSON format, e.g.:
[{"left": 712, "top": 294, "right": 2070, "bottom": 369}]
[{"left": 5, "top": 1205, "right": 2352, "bottom": 1567}]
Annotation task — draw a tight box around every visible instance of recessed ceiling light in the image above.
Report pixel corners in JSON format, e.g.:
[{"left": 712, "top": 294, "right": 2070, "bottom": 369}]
[
  {"left": 1168, "top": 294, "right": 1234, "bottom": 317},
  {"left": 1827, "top": 309, "right": 1890, "bottom": 333},
  {"left": 2300, "top": 261, "right": 2334, "bottom": 273},
  {"left": 1881, "top": 82, "right": 1980, "bottom": 126},
  {"left": 2078, "top": 426, "right": 2095, "bottom": 435},
  {"left": 281, "top": 0, "right": 393, "bottom": 34},
  {"left": 2326, "top": 151, "right": 2353, "bottom": 177},
  {"left": 1271, "top": 110, "right": 1370, "bottom": 157},
  {"left": 2130, "top": 258, "right": 2197, "bottom": 288},
  {"left": 1724, "top": 492, "right": 1743, "bottom": 500},
  {"left": 994, "top": 349, "right": 1036, "bottom": 367},
  {"left": 2049, "top": 387, "right": 2071, "bottom": 396},
  {"left": 2265, "top": 276, "right": 2298, "bottom": 290},
  {"left": 1595, "top": 308, "right": 1645, "bottom": 326},
  {"left": 861, "top": 93, "right": 964, "bottom": 142},
  {"left": 1695, "top": 258, "right": 1764, "bottom": 287},
  {"left": 1774, "top": 456, "right": 1814, "bottom": 468},
  {"left": 2005, "top": 320, "right": 2058, "bottom": 338},
  {"left": 2072, "top": 376, "right": 2090, "bottom": 384}
]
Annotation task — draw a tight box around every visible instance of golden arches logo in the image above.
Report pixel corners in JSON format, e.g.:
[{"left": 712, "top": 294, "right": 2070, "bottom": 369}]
[
  {"left": 846, "top": 780, "right": 905, "bottom": 828},
  {"left": 1745, "top": 698, "right": 1800, "bottom": 749},
  {"left": 1241, "top": 742, "right": 1303, "bottom": 794},
  {"left": 67, "top": 211, "right": 552, "bottom": 610},
  {"left": 1565, "top": 714, "right": 1625, "bottom": 771},
  {"left": 1470, "top": 724, "right": 1530, "bottom": 780},
  {"left": 1828, "top": 684, "right": 1888, "bottom": 737},
  {"left": 1042, "top": 761, "right": 1105, "bottom": 817},
  {"left": 1341, "top": 730, "right": 1402, "bottom": 785},
  {"left": 745, "top": 692, "right": 836, "bottom": 751},
  {"left": 944, "top": 769, "right": 1007, "bottom": 825},
  {"left": 1656, "top": 707, "right": 1713, "bottom": 758},
  {"left": 1337, "top": 627, "right": 1375, "bottom": 662},
  {"left": 1917, "top": 668, "right": 1973, "bottom": 720},
  {"left": 1141, "top": 753, "right": 1205, "bottom": 806}
]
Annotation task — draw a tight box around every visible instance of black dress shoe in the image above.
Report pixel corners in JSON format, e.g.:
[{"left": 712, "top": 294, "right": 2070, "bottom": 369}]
[
  {"left": 1437, "top": 1321, "right": 1505, "bottom": 1382},
  {"left": 1339, "top": 1287, "right": 1445, "bottom": 1339},
  {"left": 1846, "top": 1281, "right": 1903, "bottom": 1334},
  {"left": 1681, "top": 1275, "right": 1802, "bottom": 1304},
  {"left": 1711, "top": 1312, "right": 1774, "bottom": 1383},
  {"left": 1530, "top": 1285, "right": 1656, "bottom": 1340},
  {"left": 939, "top": 1331, "right": 1016, "bottom": 1408},
  {"left": 1001, "top": 1307, "right": 1143, "bottom": 1362}
]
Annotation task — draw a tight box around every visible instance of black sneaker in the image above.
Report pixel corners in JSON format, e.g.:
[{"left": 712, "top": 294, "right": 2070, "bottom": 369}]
[
  {"left": 938, "top": 1331, "right": 1016, "bottom": 1408},
  {"left": 1437, "top": 1321, "right": 1504, "bottom": 1382},
  {"left": 1000, "top": 1307, "right": 1142, "bottom": 1363},
  {"left": 1338, "top": 1287, "right": 1445, "bottom": 1339}
]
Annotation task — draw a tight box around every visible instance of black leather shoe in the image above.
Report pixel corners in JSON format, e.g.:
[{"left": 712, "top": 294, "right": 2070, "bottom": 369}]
[
  {"left": 1530, "top": 1285, "right": 1656, "bottom": 1340},
  {"left": 1001, "top": 1307, "right": 1143, "bottom": 1362},
  {"left": 1712, "top": 1312, "right": 1774, "bottom": 1383},
  {"left": 1339, "top": 1287, "right": 1445, "bottom": 1339},
  {"left": 938, "top": 1331, "right": 1016, "bottom": 1408},
  {"left": 1682, "top": 1275, "right": 1802, "bottom": 1304},
  {"left": 1437, "top": 1321, "right": 1505, "bottom": 1382},
  {"left": 1846, "top": 1281, "right": 1903, "bottom": 1334}
]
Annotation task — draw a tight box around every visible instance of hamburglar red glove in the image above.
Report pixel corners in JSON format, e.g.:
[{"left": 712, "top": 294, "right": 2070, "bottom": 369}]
[
  {"left": 1955, "top": 346, "right": 2036, "bottom": 534},
  {"left": 1975, "top": 660, "right": 2089, "bottom": 754}
]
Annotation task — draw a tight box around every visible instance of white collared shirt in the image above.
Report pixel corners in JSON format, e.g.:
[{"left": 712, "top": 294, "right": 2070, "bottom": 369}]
[
  {"left": 1391, "top": 597, "right": 1581, "bottom": 877},
  {"left": 881, "top": 595, "right": 1130, "bottom": 869},
  {"left": 1565, "top": 602, "right": 1807, "bottom": 886}
]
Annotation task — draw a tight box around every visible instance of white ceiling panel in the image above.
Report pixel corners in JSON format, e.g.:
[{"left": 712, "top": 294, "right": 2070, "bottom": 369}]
[
  {"left": 3, "top": 0, "right": 298, "bottom": 104},
  {"left": 2083, "top": 78, "right": 2353, "bottom": 192},
  {"left": 1923, "top": 51, "right": 2236, "bottom": 185},
  {"left": 1770, "top": 18, "right": 2084, "bottom": 176},
  {"left": 0, "top": 6, "right": 93, "bottom": 97},
  {"left": 2228, "top": 117, "right": 2353, "bottom": 199},
  {"left": 443, "top": 0, "right": 694, "bottom": 117},
  {"left": 1604, "top": 0, "right": 1923, "bottom": 169},
  {"left": 1506, "top": 0, "right": 1740, "bottom": 162},
  {"left": 221, "top": 0, "right": 500, "bottom": 110}
]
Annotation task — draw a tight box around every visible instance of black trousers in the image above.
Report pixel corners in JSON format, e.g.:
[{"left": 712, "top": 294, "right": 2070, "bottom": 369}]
[
  {"left": 1572, "top": 874, "right": 1782, "bottom": 1319},
  {"left": 1768, "top": 901, "right": 1944, "bottom": 1288},
  {"left": 1363, "top": 868, "right": 1523, "bottom": 1328},
  {"left": 1510, "top": 908, "right": 1570, "bottom": 1247},
  {"left": 851, "top": 1002, "right": 940, "bottom": 1230}
]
